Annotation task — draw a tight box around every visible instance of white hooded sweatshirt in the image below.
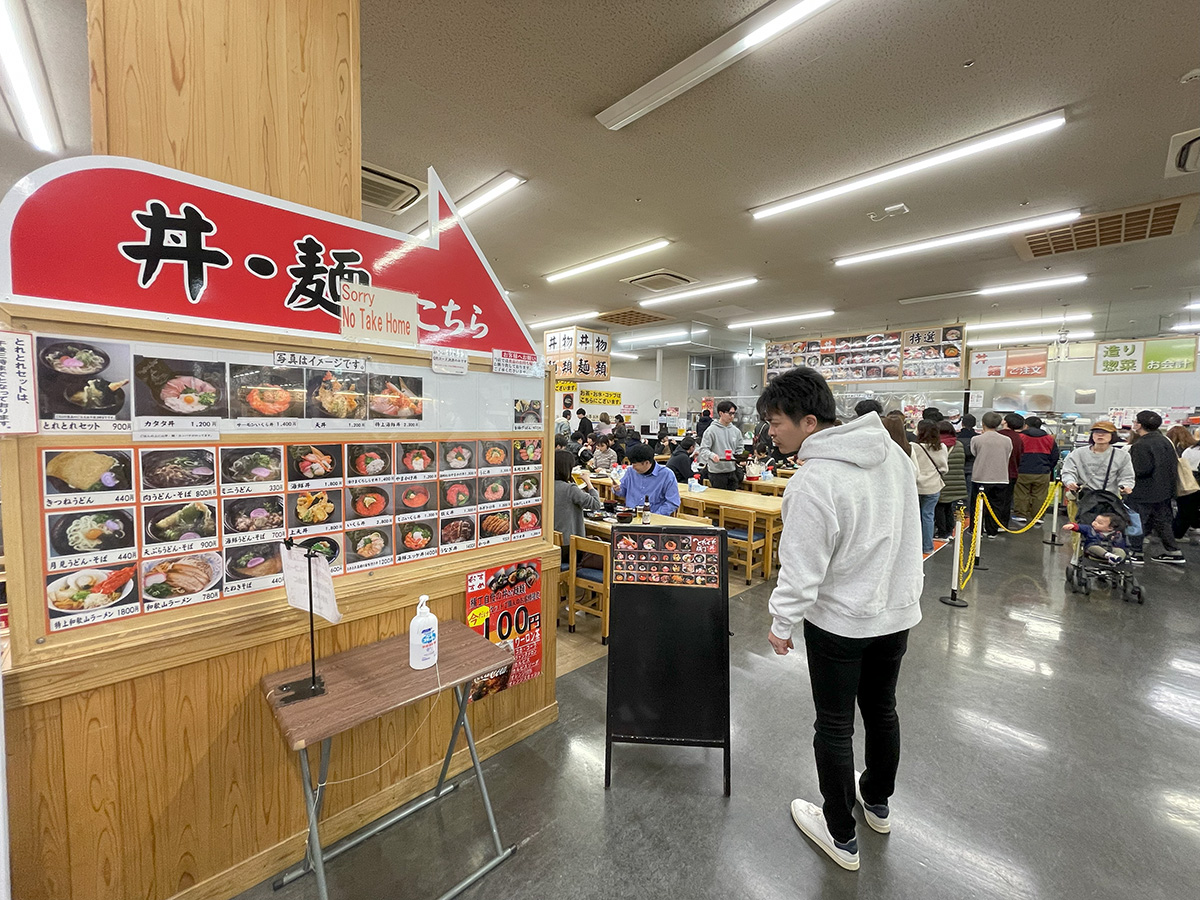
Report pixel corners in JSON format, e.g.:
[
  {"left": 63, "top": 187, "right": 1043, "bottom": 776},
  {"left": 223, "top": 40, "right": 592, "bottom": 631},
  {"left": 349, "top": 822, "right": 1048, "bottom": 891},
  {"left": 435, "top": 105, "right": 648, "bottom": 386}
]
[{"left": 768, "top": 413, "right": 924, "bottom": 641}]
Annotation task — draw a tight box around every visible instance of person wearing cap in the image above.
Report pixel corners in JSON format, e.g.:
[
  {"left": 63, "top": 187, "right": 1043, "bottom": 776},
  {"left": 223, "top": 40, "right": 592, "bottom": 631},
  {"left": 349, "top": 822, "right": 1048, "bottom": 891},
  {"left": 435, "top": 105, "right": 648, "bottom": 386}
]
[{"left": 1060, "top": 420, "right": 1135, "bottom": 499}]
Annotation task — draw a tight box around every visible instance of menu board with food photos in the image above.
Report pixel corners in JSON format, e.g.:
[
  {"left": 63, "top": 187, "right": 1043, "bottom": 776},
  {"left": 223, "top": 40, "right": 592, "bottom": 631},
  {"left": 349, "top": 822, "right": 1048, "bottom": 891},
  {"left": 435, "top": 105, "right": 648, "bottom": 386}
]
[
  {"left": 37, "top": 436, "right": 546, "bottom": 632},
  {"left": 766, "top": 323, "right": 964, "bottom": 384}
]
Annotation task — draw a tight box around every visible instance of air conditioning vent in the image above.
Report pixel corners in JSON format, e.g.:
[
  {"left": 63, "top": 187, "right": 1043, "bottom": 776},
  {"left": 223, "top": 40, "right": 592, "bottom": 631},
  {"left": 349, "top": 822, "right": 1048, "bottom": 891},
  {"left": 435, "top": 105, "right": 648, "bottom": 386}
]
[
  {"left": 1166, "top": 129, "right": 1200, "bottom": 178},
  {"left": 1012, "top": 194, "right": 1199, "bottom": 260},
  {"left": 362, "top": 163, "right": 425, "bottom": 213},
  {"left": 597, "top": 307, "right": 673, "bottom": 327},
  {"left": 621, "top": 269, "right": 696, "bottom": 292}
]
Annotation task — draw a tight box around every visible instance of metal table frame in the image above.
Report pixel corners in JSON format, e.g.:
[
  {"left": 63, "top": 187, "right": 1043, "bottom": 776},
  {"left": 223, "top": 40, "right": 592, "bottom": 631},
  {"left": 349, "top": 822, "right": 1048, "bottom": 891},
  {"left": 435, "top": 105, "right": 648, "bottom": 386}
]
[{"left": 275, "top": 683, "right": 514, "bottom": 900}]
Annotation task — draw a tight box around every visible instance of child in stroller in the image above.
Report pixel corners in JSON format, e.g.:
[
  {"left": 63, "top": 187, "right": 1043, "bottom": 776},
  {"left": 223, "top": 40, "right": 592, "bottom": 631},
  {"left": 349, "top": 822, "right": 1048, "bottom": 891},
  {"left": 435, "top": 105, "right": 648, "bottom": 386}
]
[{"left": 1063, "top": 488, "right": 1146, "bottom": 603}]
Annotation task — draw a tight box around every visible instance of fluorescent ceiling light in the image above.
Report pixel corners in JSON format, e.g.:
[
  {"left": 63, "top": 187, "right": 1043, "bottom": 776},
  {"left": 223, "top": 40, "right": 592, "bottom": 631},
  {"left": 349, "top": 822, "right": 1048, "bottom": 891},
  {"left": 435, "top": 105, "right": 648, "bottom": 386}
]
[
  {"left": 727, "top": 309, "right": 835, "bottom": 329},
  {"left": 545, "top": 239, "right": 671, "bottom": 283},
  {"left": 899, "top": 273, "right": 1087, "bottom": 305},
  {"left": 969, "top": 313, "right": 1093, "bottom": 332},
  {"left": 834, "top": 210, "right": 1082, "bottom": 267},
  {"left": 751, "top": 110, "right": 1066, "bottom": 220},
  {"left": 530, "top": 311, "right": 601, "bottom": 329},
  {"left": 618, "top": 329, "right": 689, "bottom": 345},
  {"left": 638, "top": 277, "right": 759, "bottom": 308},
  {"left": 1185, "top": 301, "right": 1200, "bottom": 311},
  {"left": 414, "top": 172, "right": 525, "bottom": 240},
  {"left": 0, "top": 0, "right": 63, "bottom": 154},
  {"left": 664, "top": 340, "right": 692, "bottom": 346},
  {"left": 966, "top": 330, "right": 1093, "bottom": 347},
  {"left": 611, "top": 351, "right": 640, "bottom": 359},
  {"left": 595, "top": 0, "right": 843, "bottom": 131},
  {"left": 1171, "top": 322, "right": 1200, "bottom": 332}
]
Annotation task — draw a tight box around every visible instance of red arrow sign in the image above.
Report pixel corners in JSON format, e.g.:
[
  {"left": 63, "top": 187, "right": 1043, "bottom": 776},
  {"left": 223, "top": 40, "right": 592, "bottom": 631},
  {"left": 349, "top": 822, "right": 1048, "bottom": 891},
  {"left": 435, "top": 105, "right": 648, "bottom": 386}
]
[{"left": 0, "top": 156, "right": 535, "bottom": 355}]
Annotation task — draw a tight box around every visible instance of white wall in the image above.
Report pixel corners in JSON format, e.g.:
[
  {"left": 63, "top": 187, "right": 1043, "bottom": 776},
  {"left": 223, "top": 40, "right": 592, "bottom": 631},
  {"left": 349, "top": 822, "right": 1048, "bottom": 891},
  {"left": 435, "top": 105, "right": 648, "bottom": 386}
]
[{"left": 971, "top": 358, "right": 1200, "bottom": 413}]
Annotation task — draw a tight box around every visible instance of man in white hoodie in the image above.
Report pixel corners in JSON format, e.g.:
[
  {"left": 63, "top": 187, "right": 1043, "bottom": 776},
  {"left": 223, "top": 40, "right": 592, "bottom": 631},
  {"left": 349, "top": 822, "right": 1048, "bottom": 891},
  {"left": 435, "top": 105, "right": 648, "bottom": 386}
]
[{"left": 760, "top": 367, "right": 923, "bottom": 872}]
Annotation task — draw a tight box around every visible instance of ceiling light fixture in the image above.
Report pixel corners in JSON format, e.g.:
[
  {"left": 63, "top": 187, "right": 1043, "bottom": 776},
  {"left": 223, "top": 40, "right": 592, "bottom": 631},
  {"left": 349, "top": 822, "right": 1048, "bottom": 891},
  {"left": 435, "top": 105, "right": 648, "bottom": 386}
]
[
  {"left": 595, "top": 0, "right": 844, "bottom": 131},
  {"left": 1170, "top": 322, "right": 1200, "bottom": 332},
  {"left": 663, "top": 340, "right": 692, "bottom": 346},
  {"left": 969, "top": 313, "right": 1093, "bottom": 332},
  {"left": 414, "top": 172, "right": 526, "bottom": 240},
  {"left": 727, "top": 310, "right": 835, "bottom": 329},
  {"left": 1185, "top": 301, "right": 1200, "bottom": 311},
  {"left": 966, "top": 330, "right": 1094, "bottom": 347},
  {"left": 545, "top": 238, "right": 671, "bottom": 283},
  {"left": 0, "top": 0, "right": 63, "bottom": 154},
  {"left": 751, "top": 110, "right": 1066, "bottom": 220},
  {"left": 610, "top": 351, "right": 640, "bottom": 360},
  {"left": 618, "top": 329, "right": 689, "bottom": 345},
  {"left": 638, "top": 277, "right": 759, "bottom": 308},
  {"left": 529, "top": 311, "right": 601, "bottom": 329},
  {"left": 834, "top": 210, "right": 1082, "bottom": 267},
  {"left": 898, "top": 273, "right": 1088, "bottom": 305}
]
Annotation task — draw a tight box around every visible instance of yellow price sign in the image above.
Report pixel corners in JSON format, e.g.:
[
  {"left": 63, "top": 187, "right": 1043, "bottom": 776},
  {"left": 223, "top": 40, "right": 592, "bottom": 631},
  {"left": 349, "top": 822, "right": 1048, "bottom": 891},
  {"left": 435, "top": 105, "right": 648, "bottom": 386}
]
[{"left": 467, "top": 605, "right": 490, "bottom": 628}]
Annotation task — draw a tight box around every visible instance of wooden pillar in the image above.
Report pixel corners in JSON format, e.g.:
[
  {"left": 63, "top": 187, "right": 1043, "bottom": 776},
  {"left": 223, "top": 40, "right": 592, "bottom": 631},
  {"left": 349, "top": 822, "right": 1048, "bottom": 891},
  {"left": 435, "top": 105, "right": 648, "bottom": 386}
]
[{"left": 86, "top": 0, "right": 361, "bottom": 219}]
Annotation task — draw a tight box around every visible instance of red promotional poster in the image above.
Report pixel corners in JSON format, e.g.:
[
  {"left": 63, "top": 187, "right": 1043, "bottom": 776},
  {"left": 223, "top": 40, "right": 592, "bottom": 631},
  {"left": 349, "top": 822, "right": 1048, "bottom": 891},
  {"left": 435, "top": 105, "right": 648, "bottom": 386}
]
[
  {"left": 465, "top": 558, "right": 542, "bottom": 696},
  {"left": 0, "top": 156, "right": 536, "bottom": 356}
]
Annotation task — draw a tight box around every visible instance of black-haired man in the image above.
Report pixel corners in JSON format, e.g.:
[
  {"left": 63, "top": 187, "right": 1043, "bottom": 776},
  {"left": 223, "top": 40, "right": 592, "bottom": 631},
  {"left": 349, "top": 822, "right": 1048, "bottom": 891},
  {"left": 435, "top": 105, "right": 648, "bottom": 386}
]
[
  {"left": 759, "top": 368, "right": 922, "bottom": 872},
  {"left": 575, "top": 408, "right": 593, "bottom": 438},
  {"left": 612, "top": 443, "right": 680, "bottom": 514},
  {"left": 1128, "top": 410, "right": 1184, "bottom": 564},
  {"left": 855, "top": 399, "right": 884, "bottom": 418},
  {"left": 666, "top": 436, "right": 698, "bottom": 483},
  {"left": 699, "top": 400, "right": 742, "bottom": 490}
]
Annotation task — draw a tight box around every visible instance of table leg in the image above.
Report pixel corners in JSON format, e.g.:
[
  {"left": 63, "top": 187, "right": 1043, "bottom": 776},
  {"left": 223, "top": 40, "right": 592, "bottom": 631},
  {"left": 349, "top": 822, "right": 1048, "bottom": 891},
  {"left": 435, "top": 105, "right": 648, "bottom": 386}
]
[{"left": 298, "top": 741, "right": 331, "bottom": 900}]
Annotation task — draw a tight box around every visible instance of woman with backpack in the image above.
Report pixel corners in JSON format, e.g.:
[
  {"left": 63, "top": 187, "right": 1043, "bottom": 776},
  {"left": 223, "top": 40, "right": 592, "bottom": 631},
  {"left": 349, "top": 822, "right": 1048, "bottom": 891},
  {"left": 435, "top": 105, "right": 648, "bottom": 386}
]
[{"left": 911, "top": 420, "right": 949, "bottom": 553}]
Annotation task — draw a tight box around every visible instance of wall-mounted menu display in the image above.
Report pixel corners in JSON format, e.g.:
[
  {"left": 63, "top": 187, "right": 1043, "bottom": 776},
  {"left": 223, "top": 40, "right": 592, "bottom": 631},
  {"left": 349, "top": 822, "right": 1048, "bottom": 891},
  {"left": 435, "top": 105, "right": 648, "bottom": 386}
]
[
  {"left": 36, "top": 335, "right": 133, "bottom": 433},
  {"left": 133, "top": 355, "right": 230, "bottom": 429},
  {"left": 900, "top": 325, "right": 963, "bottom": 380},
  {"left": 765, "top": 323, "right": 964, "bottom": 383},
  {"left": 37, "top": 436, "right": 546, "bottom": 631}
]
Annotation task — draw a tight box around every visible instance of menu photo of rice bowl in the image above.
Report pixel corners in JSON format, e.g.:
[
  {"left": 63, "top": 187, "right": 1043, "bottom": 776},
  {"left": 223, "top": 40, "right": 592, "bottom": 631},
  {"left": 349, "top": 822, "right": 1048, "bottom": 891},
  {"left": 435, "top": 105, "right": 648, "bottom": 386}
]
[
  {"left": 345, "top": 527, "right": 393, "bottom": 567},
  {"left": 367, "top": 372, "right": 424, "bottom": 420},
  {"left": 346, "top": 484, "right": 393, "bottom": 523},
  {"left": 286, "top": 444, "right": 343, "bottom": 488},
  {"left": 439, "top": 516, "right": 475, "bottom": 551},
  {"left": 394, "top": 442, "right": 438, "bottom": 480},
  {"left": 346, "top": 443, "right": 392, "bottom": 480},
  {"left": 133, "top": 354, "right": 229, "bottom": 418},
  {"left": 513, "top": 507, "right": 542, "bottom": 535},
  {"left": 397, "top": 520, "right": 438, "bottom": 557},
  {"left": 307, "top": 369, "right": 366, "bottom": 420},
  {"left": 228, "top": 364, "right": 305, "bottom": 418}
]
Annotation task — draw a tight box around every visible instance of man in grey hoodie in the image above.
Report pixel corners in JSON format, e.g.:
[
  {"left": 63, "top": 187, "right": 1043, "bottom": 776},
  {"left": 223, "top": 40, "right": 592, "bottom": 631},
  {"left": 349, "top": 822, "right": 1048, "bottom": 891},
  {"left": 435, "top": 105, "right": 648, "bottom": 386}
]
[
  {"left": 761, "top": 367, "right": 923, "bottom": 872},
  {"left": 698, "top": 399, "right": 743, "bottom": 490}
]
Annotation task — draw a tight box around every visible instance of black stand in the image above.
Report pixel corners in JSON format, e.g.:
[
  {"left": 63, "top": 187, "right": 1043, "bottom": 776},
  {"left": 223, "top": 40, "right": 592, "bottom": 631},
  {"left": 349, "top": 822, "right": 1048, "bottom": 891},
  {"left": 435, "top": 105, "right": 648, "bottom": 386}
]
[{"left": 277, "top": 538, "right": 326, "bottom": 704}]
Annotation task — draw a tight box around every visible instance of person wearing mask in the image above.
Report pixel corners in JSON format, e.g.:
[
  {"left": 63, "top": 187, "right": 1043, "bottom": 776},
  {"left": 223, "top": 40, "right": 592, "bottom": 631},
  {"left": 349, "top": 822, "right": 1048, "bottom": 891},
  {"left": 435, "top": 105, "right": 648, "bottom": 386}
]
[
  {"left": 588, "top": 434, "right": 618, "bottom": 471},
  {"left": 666, "top": 436, "right": 698, "bottom": 483},
  {"left": 556, "top": 409, "right": 572, "bottom": 438},
  {"left": 613, "top": 444, "right": 680, "bottom": 514},
  {"left": 759, "top": 369, "right": 922, "bottom": 872},
  {"left": 911, "top": 420, "right": 949, "bottom": 553},
  {"left": 575, "top": 408, "right": 593, "bottom": 439},
  {"left": 855, "top": 398, "right": 884, "bottom": 418},
  {"left": 957, "top": 414, "right": 979, "bottom": 501},
  {"left": 595, "top": 411, "right": 613, "bottom": 436},
  {"left": 696, "top": 409, "right": 714, "bottom": 439},
  {"left": 935, "top": 421, "right": 968, "bottom": 541},
  {"left": 999, "top": 414, "right": 1026, "bottom": 525},
  {"left": 971, "top": 412, "right": 1014, "bottom": 539},
  {"left": 553, "top": 449, "right": 601, "bottom": 567},
  {"left": 1167, "top": 425, "right": 1200, "bottom": 542},
  {"left": 1060, "top": 420, "right": 1134, "bottom": 496},
  {"left": 1127, "top": 410, "right": 1184, "bottom": 564},
  {"left": 1014, "top": 415, "right": 1056, "bottom": 525},
  {"left": 699, "top": 400, "right": 743, "bottom": 490}
]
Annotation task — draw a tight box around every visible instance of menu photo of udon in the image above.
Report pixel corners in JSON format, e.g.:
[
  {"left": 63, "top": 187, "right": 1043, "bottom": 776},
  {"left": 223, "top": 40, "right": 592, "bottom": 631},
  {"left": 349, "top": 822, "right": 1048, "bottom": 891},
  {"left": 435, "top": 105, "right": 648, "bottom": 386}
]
[
  {"left": 44, "top": 506, "right": 139, "bottom": 573},
  {"left": 345, "top": 484, "right": 394, "bottom": 528},
  {"left": 140, "top": 550, "right": 224, "bottom": 612},
  {"left": 219, "top": 445, "right": 284, "bottom": 496},
  {"left": 141, "top": 500, "right": 220, "bottom": 558},
  {"left": 138, "top": 447, "right": 218, "bottom": 503},
  {"left": 222, "top": 494, "right": 286, "bottom": 547},
  {"left": 345, "top": 443, "right": 393, "bottom": 486},
  {"left": 35, "top": 334, "right": 132, "bottom": 433},
  {"left": 42, "top": 449, "right": 136, "bottom": 509},
  {"left": 222, "top": 541, "right": 285, "bottom": 596},
  {"left": 285, "top": 443, "right": 344, "bottom": 492},
  {"left": 46, "top": 562, "right": 140, "bottom": 631},
  {"left": 513, "top": 399, "right": 543, "bottom": 431},
  {"left": 227, "top": 364, "right": 306, "bottom": 424},
  {"left": 344, "top": 525, "right": 394, "bottom": 572},
  {"left": 394, "top": 442, "right": 438, "bottom": 483},
  {"left": 132, "top": 354, "right": 229, "bottom": 423},
  {"left": 367, "top": 370, "right": 424, "bottom": 427},
  {"left": 306, "top": 369, "right": 367, "bottom": 425}
]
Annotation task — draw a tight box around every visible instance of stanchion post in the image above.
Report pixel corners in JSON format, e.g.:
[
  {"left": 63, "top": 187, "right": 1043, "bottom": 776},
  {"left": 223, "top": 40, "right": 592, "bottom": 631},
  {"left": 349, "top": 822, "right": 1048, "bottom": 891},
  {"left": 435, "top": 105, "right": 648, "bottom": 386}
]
[
  {"left": 973, "top": 490, "right": 989, "bottom": 570},
  {"left": 1043, "top": 483, "right": 1063, "bottom": 547},
  {"left": 939, "top": 506, "right": 969, "bottom": 608}
]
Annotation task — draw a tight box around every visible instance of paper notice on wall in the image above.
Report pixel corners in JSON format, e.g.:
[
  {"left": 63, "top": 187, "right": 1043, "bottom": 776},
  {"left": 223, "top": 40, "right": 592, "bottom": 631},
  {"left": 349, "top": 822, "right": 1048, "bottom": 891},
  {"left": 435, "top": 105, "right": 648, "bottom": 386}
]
[
  {"left": 282, "top": 544, "right": 342, "bottom": 624},
  {"left": 431, "top": 347, "right": 469, "bottom": 375},
  {"left": 0, "top": 330, "right": 38, "bottom": 434},
  {"left": 339, "top": 284, "right": 419, "bottom": 347}
]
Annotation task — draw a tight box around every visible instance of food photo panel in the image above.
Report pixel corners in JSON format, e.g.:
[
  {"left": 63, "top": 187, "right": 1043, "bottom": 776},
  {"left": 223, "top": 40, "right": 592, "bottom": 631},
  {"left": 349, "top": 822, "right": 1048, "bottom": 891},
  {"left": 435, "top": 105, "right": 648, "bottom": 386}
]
[
  {"left": 395, "top": 519, "right": 438, "bottom": 561},
  {"left": 36, "top": 335, "right": 133, "bottom": 433},
  {"left": 46, "top": 563, "right": 141, "bottom": 631},
  {"left": 139, "top": 447, "right": 217, "bottom": 503},
  {"left": 219, "top": 446, "right": 284, "bottom": 496},
  {"left": 227, "top": 364, "right": 306, "bottom": 424},
  {"left": 286, "top": 488, "right": 343, "bottom": 537},
  {"left": 133, "top": 354, "right": 229, "bottom": 423},
  {"left": 299, "top": 534, "right": 344, "bottom": 577},
  {"left": 366, "top": 369, "right": 424, "bottom": 427},
  {"left": 478, "top": 440, "right": 512, "bottom": 475},
  {"left": 477, "top": 474, "right": 511, "bottom": 512},
  {"left": 42, "top": 449, "right": 136, "bottom": 509},
  {"left": 513, "top": 398, "right": 543, "bottom": 431},
  {"left": 477, "top": 510, "right": 512, "bottom": 547},
  {"left": 141, "top": 500, "right": 220, "bottom": 558},
  {"left": 140, "top": 551, "right": 224, "bottom": 612},
  {"left": 223, "top": 541, "right": 285, "bottom": 595},
  {"left": 394, "top": 442, "right": 438, "bottom": 482},
  {"left": 306, "top": 368, "right": 368, "bottom": 426},
  {"left": 285, "top": 443, "right": 344, "bottom": 491},
  {"left": 345, "top": 443, "right": 394, "bottom": 485},
  {"left": 440, "top": 478, "right": 477, "bottom": 515},
  {"left": 512, "top": 506, "right": 543, "bottom": 539},
  {"left": 394, "top": 481, "right": 436, "bottom": 521},
  {"left": 438, "top": 516, "right": 476, "bottom": 554},
  {"left": 513, "top": 472, "right": 542, "bottom": 507},
  {"left": 222, "top": 495, "right": 286, "bottom": 546},
  {"left": 44, "top": 506, "right": 139, "bottom": 572},
  {"left": 344, "top": 526, "right": 394, "bottom": 572},
  {"left": 440, "top": 440, "right": 478, "bottom": 478},
  {"left": 345, "top": 484, "right": 393, "bottom": 528},
  {"left": 512, "top": 438, "right": 542, "bottom": 473}
]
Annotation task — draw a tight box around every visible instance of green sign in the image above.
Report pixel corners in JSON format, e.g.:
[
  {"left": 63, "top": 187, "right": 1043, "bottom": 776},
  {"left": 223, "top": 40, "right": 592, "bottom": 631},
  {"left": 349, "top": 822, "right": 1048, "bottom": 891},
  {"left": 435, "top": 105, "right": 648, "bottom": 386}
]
[
  {"left": 1095, "top": 337, "right": 1196, "bottom": 375},
  {"left": 1143, "top": 338, "right": 1197, "bottom": 373}
]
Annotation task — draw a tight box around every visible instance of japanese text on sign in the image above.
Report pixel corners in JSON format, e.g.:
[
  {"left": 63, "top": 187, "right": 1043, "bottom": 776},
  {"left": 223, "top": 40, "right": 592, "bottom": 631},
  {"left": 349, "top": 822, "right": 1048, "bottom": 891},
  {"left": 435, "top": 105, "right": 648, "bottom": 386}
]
[
  {"left": 0, "top": 330, "right": 38, "bottom": 434},
  {"left": 578, "top": 389, "right": 621, "bottom": 406}
]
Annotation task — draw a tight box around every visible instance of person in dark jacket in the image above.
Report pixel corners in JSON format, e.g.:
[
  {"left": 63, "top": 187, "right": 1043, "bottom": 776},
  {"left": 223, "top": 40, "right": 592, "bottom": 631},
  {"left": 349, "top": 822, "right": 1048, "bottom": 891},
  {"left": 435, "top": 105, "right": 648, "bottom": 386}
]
[
  {"left": 999, "top": 413, "right": 1025, "bottom": 524},
  {"left": 935, "top": 421, "right": 968, "bottom": 539},
  {"left": 575, "top": 408, "right": 593, "bottom": 438},
  {"left": 666, "top": 436, "right": 697, "bottom": 483},
  {"left": 1127, "top": 410, "right": 1183, "bottom": 564},
  {"left": 696, "top": 409, "right": 713, "bottom": 439},
  {"left": 958, "top": 414, "right": 978, "bottom": 502},
  {"left": 1014, "top": 415, "right": 1056, "bottom": 523},
  {"left": 855, "top": 399, "right": 884, "bottom": 418}
]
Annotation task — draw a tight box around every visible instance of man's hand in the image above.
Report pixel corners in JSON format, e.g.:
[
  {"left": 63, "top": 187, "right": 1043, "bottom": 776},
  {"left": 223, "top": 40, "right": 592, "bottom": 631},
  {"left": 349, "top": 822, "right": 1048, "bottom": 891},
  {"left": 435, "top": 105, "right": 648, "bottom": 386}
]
[
  {"left": 1121, "top": 486, "right": 1132, "bottom": 495},
  {"left": 768, "top": 632, "right": 794, "bottom": 656},
  {"left": 1065, "top": 482, "right": 1079, "bottom": 492}
]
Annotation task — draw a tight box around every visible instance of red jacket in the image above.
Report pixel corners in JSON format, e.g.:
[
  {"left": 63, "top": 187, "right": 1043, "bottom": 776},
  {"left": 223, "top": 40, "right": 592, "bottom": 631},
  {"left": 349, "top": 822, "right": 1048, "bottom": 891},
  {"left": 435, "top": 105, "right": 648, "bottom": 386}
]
[{"left": 999, "top": 428, "right": 1023, "bottom": 480}]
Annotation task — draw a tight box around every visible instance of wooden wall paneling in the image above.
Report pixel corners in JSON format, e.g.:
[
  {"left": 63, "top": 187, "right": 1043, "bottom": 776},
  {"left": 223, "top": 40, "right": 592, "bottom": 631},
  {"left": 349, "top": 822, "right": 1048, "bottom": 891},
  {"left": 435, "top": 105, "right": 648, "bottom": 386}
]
[
  {"left": 204, "top": 650, "right": 255, "bottom": 877},
  {"left": 5, "top": 701, "right": 73, "bottom": 900},
  {"left": 62, "top": 687, "right": 123, "bottom": 900},
  {"left": 161, "top": 659, "right": 211, "bottom": 896},
  {"left": 114, "top": 671, "right": 168, "bottom": 900},
  {"left": 245, "top": 638, "right": 300, "bottom": 855},
  {"left": 85, "top": 0, "right": 108, "bottom": 154}
]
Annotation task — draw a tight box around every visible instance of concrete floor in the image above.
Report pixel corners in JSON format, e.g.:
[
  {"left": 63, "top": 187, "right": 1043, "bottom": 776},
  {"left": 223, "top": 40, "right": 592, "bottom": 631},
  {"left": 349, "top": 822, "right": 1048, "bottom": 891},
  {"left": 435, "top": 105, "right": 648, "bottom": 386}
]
[{"left": 238, "top": 532, "right": 1200, "bottom": 900}]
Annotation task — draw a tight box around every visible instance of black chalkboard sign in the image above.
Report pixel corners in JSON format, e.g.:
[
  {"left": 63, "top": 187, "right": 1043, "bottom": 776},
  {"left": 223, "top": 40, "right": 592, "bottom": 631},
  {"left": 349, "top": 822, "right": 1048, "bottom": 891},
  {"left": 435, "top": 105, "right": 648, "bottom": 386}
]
[{"left": 605, "top": 524, "right": 730, "bottom": 796}]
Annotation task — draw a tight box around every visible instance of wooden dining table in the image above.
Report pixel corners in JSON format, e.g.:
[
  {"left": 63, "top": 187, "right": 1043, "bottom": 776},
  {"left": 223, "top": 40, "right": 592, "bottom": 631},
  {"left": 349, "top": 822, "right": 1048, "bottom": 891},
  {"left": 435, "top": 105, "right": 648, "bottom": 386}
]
[
  {"left": 584, "top": 512, "right": 684, "bottom": 538},
  {"left": 681, "top": 488, "right": 785, "bottom": 578}
]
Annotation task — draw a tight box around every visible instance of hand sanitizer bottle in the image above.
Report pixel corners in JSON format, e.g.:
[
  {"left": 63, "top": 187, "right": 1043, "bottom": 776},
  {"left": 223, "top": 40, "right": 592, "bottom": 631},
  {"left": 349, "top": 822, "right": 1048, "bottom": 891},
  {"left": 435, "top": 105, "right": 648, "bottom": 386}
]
[{"left": 409, "top": 595, "right": 438, "bottom": 670}]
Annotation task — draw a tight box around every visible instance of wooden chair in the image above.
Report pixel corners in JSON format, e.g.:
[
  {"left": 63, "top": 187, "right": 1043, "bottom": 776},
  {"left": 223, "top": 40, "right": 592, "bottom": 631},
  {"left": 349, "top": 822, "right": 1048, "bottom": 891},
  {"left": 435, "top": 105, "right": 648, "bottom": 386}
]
[
  {"left": 719, "top": 507, "right": 766, "bottom": 584},
  {"left": 678, "top": 494, "right": 707, "bottom": 518},
  {"left": 568, "top": 535, "right": 612, "bottom": 644},
  {"left": 674, "top": 512, "right": 714, "bottom": 526},
  {"left": 552, "top": 531, "right": 569, "bottom": 619}
]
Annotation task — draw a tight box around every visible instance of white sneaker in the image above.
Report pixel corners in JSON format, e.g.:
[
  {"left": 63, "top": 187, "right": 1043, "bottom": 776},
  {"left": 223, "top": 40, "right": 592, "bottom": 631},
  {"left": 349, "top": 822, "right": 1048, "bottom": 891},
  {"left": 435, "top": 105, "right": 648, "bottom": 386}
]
[
  {"left": 790, "top": 799, "right": 859, "bottom": 870},
  {"left": 854, "top": 771, "right": 891, "bottom": 834}
]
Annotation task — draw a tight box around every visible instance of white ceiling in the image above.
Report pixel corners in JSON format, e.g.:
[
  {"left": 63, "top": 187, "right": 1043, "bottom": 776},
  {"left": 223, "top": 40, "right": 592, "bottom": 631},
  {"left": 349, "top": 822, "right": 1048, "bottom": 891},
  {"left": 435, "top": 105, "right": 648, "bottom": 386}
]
[{"left": 359, "top": 0, "right": 1200, "bottom": 354}]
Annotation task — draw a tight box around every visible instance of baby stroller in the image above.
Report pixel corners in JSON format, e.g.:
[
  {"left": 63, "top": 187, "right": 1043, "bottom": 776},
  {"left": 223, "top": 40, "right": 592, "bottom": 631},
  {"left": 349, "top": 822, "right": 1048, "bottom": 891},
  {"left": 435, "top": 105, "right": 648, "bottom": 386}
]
[{"left": 1065, "top": 487, "right": 1146, "bottom": 603}]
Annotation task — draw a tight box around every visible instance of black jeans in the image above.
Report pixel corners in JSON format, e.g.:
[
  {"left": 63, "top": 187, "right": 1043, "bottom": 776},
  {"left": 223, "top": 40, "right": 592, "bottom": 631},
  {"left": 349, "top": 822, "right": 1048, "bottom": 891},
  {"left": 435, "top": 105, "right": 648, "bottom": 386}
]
[
  {"left": 972, "top": 483, "right": 1010, "bottom": 536},
  {"left": 803, "top": 620, "right": 909, "bottom": 843},
  {"left": 1128, "top": 499, "right": 1179, "bottom": 553},
  {"left": 708, "top": 470, "right": 739, "bottom": 490},
  {"left": 1174, "top": 492, "right": 1200, "bottom": 540}
]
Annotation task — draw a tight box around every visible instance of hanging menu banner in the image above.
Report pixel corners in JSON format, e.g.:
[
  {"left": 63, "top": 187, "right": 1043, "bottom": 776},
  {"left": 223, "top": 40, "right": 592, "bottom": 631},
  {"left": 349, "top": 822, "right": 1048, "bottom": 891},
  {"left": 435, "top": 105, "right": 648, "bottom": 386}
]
[
  {"left": 544, "top": 327, "right": 611, "bottom": 382},
  {"left": 0, "top": 329, "right": 38, "bottom": 434},
  {"left": 969, "top": 347, "right": 1049, "bottom": 379},
  {"left": 766, "top": 324, "right": 963, "bottom": 383},
  {"left": 1094, "top": 337, "right": 1197, "bottom": 375}
]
